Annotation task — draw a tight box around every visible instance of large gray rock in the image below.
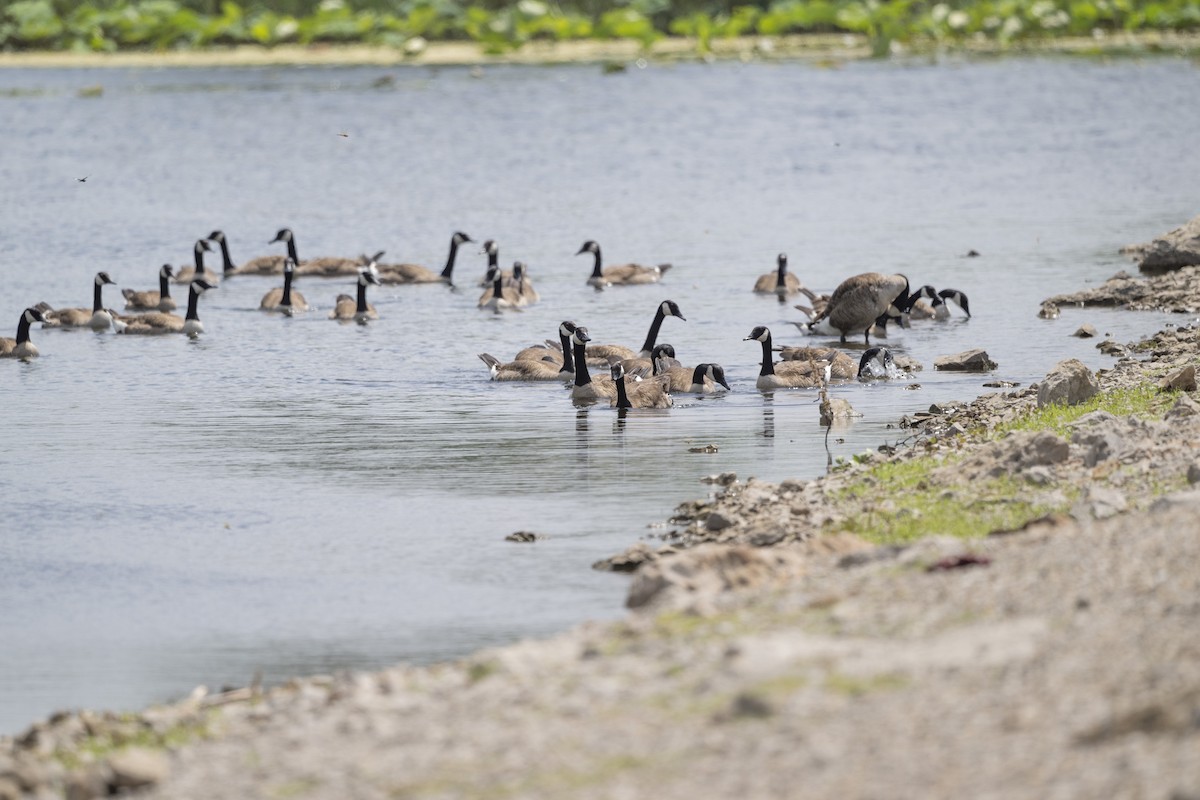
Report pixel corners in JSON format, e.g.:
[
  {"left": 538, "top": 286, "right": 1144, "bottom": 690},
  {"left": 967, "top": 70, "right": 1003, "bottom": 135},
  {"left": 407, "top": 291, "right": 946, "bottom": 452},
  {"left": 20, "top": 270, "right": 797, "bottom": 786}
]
[
  {"left": 1122, "top": 213, "right": 1200, "bottom": 275},
  {"left": 934, "top": 349, "right": 997, "bottom": 372},
  {"left": 107, "top": 748, "right": 170, "bottom": 790},
  {"left": 1037, "top": 359, "right": 1099, "bottom": 408}
]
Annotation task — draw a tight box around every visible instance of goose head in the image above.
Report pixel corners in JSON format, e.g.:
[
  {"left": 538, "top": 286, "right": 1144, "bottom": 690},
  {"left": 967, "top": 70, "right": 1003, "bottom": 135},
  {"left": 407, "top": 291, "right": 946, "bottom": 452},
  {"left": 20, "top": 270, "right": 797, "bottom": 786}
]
[
  {"left": 777, "top": 253, "right": 788, "bottom": 270},
  {"left": 452, "top": 231, "right": 473, "bottom": 246},
  {"left": 191, "top": 278, "right": 216, "bottom": 296},
  {"left": 698, "top": 363, "right": 730, "bottom": 390},
  {"left": 206, "top": 230, "right": 226, "bottom": 244},
  {"left": 512, "top": 261, "right": 526, "bottom": 280},
  {"left": 659, "top": 300, "right": 686, "bottom": 321},
  {"left": 158, "top": 264, "right": 174, "bottom": 280},
  {"left": 858, "top": 346, "right": 895, "bottom": 379},
  {"left": 576, "top": 240, "right": 600, "bottom": 256},
  {"left": 194, "top": 238, "right": 213, "bottom": 255},
  {"left": 571, "top": 326, "right": 592, "bottom": 347},
  {"left": 360, "top": 250, "right": 385, "bottom": 269},
  {"left": 270, "top": 228, "right": 293, "bottom": 245},
  {"left": 23, "top": 307, "right": 46, "bottom": 325},
  {"left": 939, "top": 288, "right": 971, "bottom": 317},
  {"left": 479, "top": 239, "right": 498, "bottom": 257},
  {"left": 360, "top": 265, "right": 382, "bottom": 286},
  {"left": 609, "top": 362, "right": 626, "bottom": 382},
  {"left": 558, "top": 320, "right": 577, "bottom": 339},
  {"left": 96, "top": 271, "right": 116, "bottom": 286},
  {"left": 651, "top": 343, "right": 676, "bottom": 361},
  {"left": 743, "top": 325, "right": 771, "bottom": 343}
]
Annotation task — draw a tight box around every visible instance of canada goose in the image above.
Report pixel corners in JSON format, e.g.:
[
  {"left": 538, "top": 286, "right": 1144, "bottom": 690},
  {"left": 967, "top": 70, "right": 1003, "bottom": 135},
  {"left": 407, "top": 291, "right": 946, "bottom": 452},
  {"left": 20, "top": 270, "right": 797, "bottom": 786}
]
[
  {"left": 585, "top": 299, "right": 687, "bottom": 363},
  {"left": 870, "top": 284, "right": 938, "bottom": 338},
  {"left": 744, "top": 325, "right": 829, "bottom": 390},
  {"left": 248, "top": 228, "right": 368, "bottom": 277},
  {"left": 122, "top": 264, "right": 176, "bottom": 312},
  {"left": 621, "top": 342, "right": 677, "bottom": 376},
  {"left": 660, "top": 362, "right": 731, "bottom": 394},
  {"left": 173, "top": 239, "right": 217, "bottom": 285},
  {"left": 808, "top": 272, "right": 910, "bottom": 344},
  {"left": 260, "top": 258, "right": 309, "bottom": 315},
  {"left": 116, "top": 279, "right": 216, "bottom": 337},
  {"left": 511, "top": 262, "right": 539, "bottom": 305},
  {"left": 205, "top": 230, "right": 242, "bottom": 279},
  {"left": 775, "top": 345, "right": 857, "bottom": 380},
  {"left": 569, "top": 326, "right": 618, "bottom": 403},
  {"left": 41, "top": 271, "right": 117, "bottom": 330},
  {"left": 331, "top": 267, "right": 382, "bottom": 323},
  {"left": 857, "top": 346, "right": 895, "bottom": 379},
  {"left": 610, "top": 363, "right": 672, "bottom": 409},
  {"left": 512, "top": 320, "right": 579, "bottom": 368},
  {"left": 577, "top": 240, "right": 671, "bottom": 289},
  {"left": 932, "top": 288, "right": 971, "bottom": 320},
  {"left": 753, "top": 253, "right": 802, "bottom": 298},
  {"left": 1, "top": 307, "right": 48, "bottom": 359},
  {"left": 479, "top": 325, "right": 576, "bottom": 382},
  {"left": 478, "top": 266, "right": 522, "bottom": 313},
  {"left": 476, "top": 240, "right": 509, "bottom": 287},
  {"left": 377, "top": 232, "right": 472, "bottom": 285}
]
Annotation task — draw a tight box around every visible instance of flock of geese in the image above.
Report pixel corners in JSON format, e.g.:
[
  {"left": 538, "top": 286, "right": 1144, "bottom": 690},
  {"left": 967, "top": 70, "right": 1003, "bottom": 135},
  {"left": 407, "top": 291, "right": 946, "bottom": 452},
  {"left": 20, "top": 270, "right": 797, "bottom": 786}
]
[{"left": 2, "top": 229, "right": 971, "bottom": 412}]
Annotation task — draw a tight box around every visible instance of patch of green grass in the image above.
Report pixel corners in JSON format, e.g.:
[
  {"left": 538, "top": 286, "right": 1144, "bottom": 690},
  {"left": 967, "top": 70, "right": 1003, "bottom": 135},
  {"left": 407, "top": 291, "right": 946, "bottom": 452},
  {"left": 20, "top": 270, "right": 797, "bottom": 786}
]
[
  {"left": 55, "top": 711, "right": 215, "bottom": 771},
  {"left": 825, "top": 671, "right": 908, "bottom": 697},
  {"left": 466, "top": 660, "right": 497, "bottom": 684},
  {"left": 270, "top": 777, "right": 321, "bottom": 798},
  {"left": 990, "top": 384, "right": 1175, "bottom": 439}
]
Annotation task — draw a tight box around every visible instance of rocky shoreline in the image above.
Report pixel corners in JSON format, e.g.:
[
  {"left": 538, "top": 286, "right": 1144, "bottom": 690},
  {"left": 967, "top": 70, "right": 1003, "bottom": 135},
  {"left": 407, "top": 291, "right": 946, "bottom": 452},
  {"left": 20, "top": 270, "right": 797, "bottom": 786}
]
[{"left": 3, "top": 225, "right": 1200, "bottom": 799}]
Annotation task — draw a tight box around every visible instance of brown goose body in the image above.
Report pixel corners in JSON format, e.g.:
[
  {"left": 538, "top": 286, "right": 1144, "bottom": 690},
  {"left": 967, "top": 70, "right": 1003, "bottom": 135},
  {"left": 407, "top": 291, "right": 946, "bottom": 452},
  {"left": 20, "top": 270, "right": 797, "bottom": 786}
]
[
  {"left": 378, "top": 232, "right": 473, "bottom": 285},
  {"left": 122, "top": 265, "right": 176, "bottom": 311},
  {"left": 42, "top": 271, "right": 117, "bottom": 330},
  {"left": 577, "top": 240, "right": 671, "bottom": 289},
  {"left": 610, "top": 363, "right": 673, "bottom": 409},
  {"left": 812, "top": 272, "right": 910, "bottom": 344},
  {"left": 1, "top": 307, "right": 46, "bottom": 359},
  {"left": 753, "top": 253, "right": 803, "bottom": 297}
]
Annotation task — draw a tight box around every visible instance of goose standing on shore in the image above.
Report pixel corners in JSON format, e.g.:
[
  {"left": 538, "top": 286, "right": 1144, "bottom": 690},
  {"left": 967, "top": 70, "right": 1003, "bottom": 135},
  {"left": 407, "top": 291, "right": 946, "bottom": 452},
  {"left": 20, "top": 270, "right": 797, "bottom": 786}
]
[
  {"left": 1, "top": 307, "right": 48, "bottom": 359},
  {"left": 577, "top": 240, "right": 671, "bottom": 289},
  {"left": 173, "top": 239, "right": 217, "bottom": 285},
  {"left": 377, "top": 232, "right": 473, "bottom": 285},
  {"left": 116, "top": 279, "right": 216, "bottom": 337},
  {"left": 610, "top": 363, "right": 672, "bottom": 409},
  {"left": 41, "top": 271, "right": 117, "bottom": 330},
  {"left": 745, "top": 325, "right": 830, "bottom": 390},
  {"left": 753, "top": 253, "right": 802, "bottom": 299},
  {"left": 122, "top": 265, "right": 176, "bottom": 312},
  {"left": 331, "top": 267, "right": 382, "bottom": 324},
  {"left": 260, "top": 258, "right": 309, "bottom": 315},
  {"left": 808, "top": 272, "right": 910, "bottom": 344}
]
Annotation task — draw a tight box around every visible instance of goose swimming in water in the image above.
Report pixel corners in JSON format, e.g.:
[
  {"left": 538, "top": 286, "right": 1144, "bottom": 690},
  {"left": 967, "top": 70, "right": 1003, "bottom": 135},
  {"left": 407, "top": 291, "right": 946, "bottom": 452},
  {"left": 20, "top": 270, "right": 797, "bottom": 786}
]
[
  {"left": 932, "top": 288, "right": 971, "bottom": 320},
  {"left": 41, "top": 271, "right": 117, "bottom": 330},
  {"left": 205, "top": 230, "right": 243, "bottom": 280},
  {"left": 745, "top": 325, "right": 833, "bottom": 390},
  {"left": 610, "top": 362, "right": 673, "bottom": 409},
  {"left": 479, "top": 326, "right": 576, "bottom": 382},
  {"left": 568, "top": 326, "right": 618, "bottom": 403},
  {"left": 173, "top": 239, "right": 217, "bottom": 285},
  {"left": 260, "top": 258, "right": 309, "bottom": 315},
  {"left": 584, "top": 300, "right": 687, "bottom": 364},
  {"left": 477, "top": 266, "right": 522, "bottom": 313},
  {"left": 577, "top": 240, "right": 671, "bottom": 289},
  {"left": 116, "top": 279, "right": 216, "bottom": 337},
  {"left": 331, "top": 266, "right": 382, "bottom": 324},
  {"left": 377, "top": 232, "right": 473, "bottom": 285},
  {"left": 1, "top": 307, "right": 48, "bottom": 359},
  {"left": 857, "top": 346, "right": 895, "bottom": 379},
  {"left": 753, "top": 253, "right": 802, "bottom": 299},
  {"left": 122, "top": 264, "right": 176, "bottom": 312},
  {"left": 659, "top": 362, "right": 731, "bottom": 394},
  {"left": 808, "top": 272, "right": 910, "bottom": 345}
]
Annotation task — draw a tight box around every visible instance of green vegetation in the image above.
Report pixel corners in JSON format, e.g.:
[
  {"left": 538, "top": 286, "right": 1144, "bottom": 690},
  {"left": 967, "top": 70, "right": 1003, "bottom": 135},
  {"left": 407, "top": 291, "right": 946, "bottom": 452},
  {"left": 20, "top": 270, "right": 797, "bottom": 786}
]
[
  {"left": 54, "top": 711, "right": 214, "bottom": 771},
  {"left": 833, "top": 385, "right": 1180, "bottom": 545},
  {"left": 1, "top": 0, "right": 1197, "bottom": 56}
]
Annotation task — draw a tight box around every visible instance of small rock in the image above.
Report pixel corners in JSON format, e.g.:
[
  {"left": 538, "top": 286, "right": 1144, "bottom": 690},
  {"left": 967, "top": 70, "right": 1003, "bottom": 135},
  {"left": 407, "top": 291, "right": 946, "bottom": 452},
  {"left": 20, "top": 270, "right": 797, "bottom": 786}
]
[
  {"left": 1072, "top": 486, "right": 1127, "bottom": 520},
  {"left": 934, "top": 349, "right": 997, "bottom": 372},
  {"left": 700, "top": 472, "right": 738, "bottom": 486},
  {"left": 1187, "top": 462, "right": 1200, "bottom": 484},
  {"left": 1158, "top": 365, "right": 1197, "bottom": 393},
  {"left": 1038, "top": 359, "right": 1099, "bottom": 408},
  {"left": 705, "top": 510, "right": 737, "bottom": 532},
  {"left": 1025, "top": 465, "right": 1054, "bottom": 485},
  {"left": 107, "top": 748, "right": 170, "bottom": 790},
  {"left": 1097, "top": 339, "right": 1127, "bottom": 356},
  {"left": 1073, "top": 324, "right": 1098, "bottom": 338}
]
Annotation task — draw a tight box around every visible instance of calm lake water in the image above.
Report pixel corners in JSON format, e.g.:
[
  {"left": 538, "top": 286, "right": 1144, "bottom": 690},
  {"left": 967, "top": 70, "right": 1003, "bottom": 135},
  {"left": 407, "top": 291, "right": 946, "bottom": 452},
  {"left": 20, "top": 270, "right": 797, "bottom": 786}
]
[{"left": 1, "top": 55, "right": 1197, "bottom": 734}]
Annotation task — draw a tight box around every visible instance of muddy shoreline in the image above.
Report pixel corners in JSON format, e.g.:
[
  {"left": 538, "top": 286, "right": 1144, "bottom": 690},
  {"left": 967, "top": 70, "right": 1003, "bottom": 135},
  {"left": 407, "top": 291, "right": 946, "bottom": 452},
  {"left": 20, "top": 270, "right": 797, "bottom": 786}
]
[
  {"left": 3, "top": 235, "right": 1200, "bottom": 797},
  {"left": 1, "top": 31, "right": 1199, "bottom": 70}
]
